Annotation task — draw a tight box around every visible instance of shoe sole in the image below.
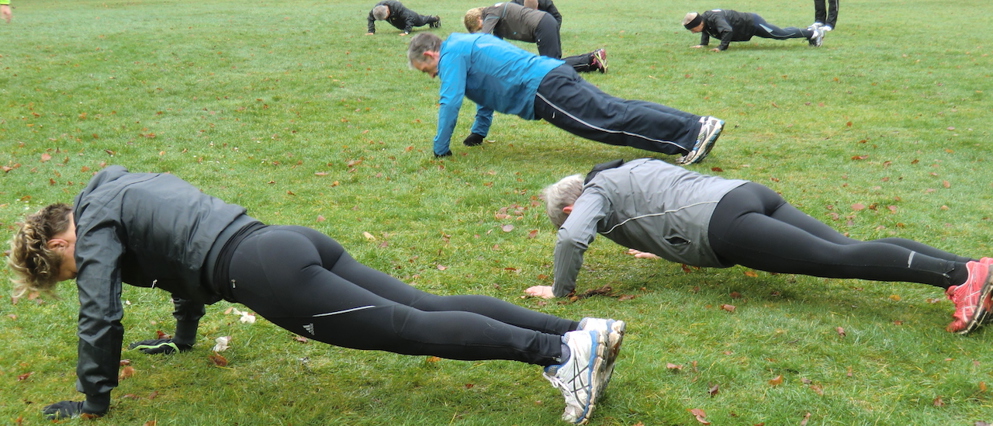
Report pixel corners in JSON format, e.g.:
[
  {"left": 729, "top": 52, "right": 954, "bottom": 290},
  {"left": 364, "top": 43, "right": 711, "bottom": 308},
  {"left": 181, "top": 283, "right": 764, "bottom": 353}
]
[
  {"left": 598, "top": 320, "right": 625, "bottom": 393},
  {"left": 593, "top": 50, "right": 607, "bottom": 73},
  {"left": 678, "top": 118, "right": 724, "bottom": 165},
  {"left": 957, "top": 264, "right": 993, "bottom": 334},
  {"left": 572, "top": 330, "right": 608, "bottom": 425}
]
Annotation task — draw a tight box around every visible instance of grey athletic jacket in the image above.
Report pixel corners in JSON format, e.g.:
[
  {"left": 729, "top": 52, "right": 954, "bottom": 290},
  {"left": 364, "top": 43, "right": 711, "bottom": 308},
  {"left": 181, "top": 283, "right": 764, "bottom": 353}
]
[
  {"left": 480, "top": 2, "right": 546, "bottom": 43},
  {"left": 552, "top": 158, "right": 747, "bottom": 297},
  {"left": 71, "top": 166, "right": 246, "bottom": 414}
]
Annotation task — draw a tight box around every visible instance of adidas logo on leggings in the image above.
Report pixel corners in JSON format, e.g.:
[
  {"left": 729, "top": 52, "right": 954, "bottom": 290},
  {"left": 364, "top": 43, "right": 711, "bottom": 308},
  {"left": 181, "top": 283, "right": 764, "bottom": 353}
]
[{"left": 303, "top": 323, "right": 315, "bottom": 335}]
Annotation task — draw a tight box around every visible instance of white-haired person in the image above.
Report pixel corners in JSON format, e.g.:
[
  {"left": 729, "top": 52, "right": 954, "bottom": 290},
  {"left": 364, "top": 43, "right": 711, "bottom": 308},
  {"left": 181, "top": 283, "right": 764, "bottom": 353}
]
[
  {"left": 682, "top": 9, "right": 826, "bottom": 51},
  {"left": 407, "top": 32, "right": 724, "bottom": 162},
  {"left": 464, "top": 3, "right": 606, "bottom": 73},
  {"left": 366, "top": 0, "right": 440, "bottom": 36},
  {"left": 527, "top": 158, "right": 993, "bottom": 335},
  {"left": 9, "top": 165, "right": 624, "bottom": 425}
]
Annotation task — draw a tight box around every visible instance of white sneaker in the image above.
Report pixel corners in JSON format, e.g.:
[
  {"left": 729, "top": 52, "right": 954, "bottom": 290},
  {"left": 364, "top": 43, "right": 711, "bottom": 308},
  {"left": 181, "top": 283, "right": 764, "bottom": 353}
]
[
  {"left": 677, "top": 116, "right": 724, "bottom": 165},
  {"left": 808, "top": 26, "right": 825, "bottom": 47},
  {"left": 543, "top": 330, "right": 607, "bottom": 424},
  {"left": 821, "top": 24, "right": 833, "bottom": 32},
  {"left": 578, "top": 318, "right": 625, "bottom": 391}
]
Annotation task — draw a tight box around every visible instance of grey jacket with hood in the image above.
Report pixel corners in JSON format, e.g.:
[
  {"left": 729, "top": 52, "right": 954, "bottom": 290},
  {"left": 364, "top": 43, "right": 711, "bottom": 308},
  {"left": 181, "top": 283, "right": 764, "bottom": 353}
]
[
  {"left": 70, "top": 166, "right": 247, "bottom": 414},
  {"left": 552, "top": 158, "right": 747, "bottom": 297}
]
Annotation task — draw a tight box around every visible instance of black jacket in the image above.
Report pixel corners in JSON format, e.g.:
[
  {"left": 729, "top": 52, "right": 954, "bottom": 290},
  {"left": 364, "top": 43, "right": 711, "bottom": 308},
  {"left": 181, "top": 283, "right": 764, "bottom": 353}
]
[
  {"left": 511, "top": 0, "right": 562, "bottom": 27},
  {"left": 367, "top": 0, "right": 420, "bottom": 34},
  {"left": 71, "top": 166, "right": 246, "bottom": 414},
  {"left": 699, "top": 9, "right": 755, "bottom": 51}
]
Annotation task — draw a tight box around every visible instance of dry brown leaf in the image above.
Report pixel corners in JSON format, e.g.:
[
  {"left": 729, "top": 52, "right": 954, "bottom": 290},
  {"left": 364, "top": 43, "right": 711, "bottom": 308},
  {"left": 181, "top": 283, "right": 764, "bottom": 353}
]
[
  {"left": 744, "top": 270, "right": 758, "bottom": 278},
  {"left": 501, "top": 224, "right": 515, "bottom": 232},
  {"left": 425, "top": 356, "right": 442, "bottom": 363},
  {"left": 688, "top": 408, "right": 710, "bottom": 424},
  {"left": 209, "top": 352, "right": 229, "bottom": 367},
  {"left": 800, "top": 412, "right": 811, "bottom": 426},
  {"left": 721, "top": 304, "right": 736, "bottom": 313},
  {"left": 836, "top": 327, "right": 846, "bottom": 337},
  {"left": 768, "top": 375, "right": 783, "bottom": 386},
  {"left": 933, "top": 396, "right": 944, "bottom": 407},
  {"left": 119, "top": 366, "right": 136, "bottom": 380},
  {"left": 17, "top": 372, "right": 32, "bottom": 381},
  {"left": 666, "top": 363, "right": 683, "bottom": 371},
  {"left": 708, "top": 384, "right": 719, "bottom": 397}
]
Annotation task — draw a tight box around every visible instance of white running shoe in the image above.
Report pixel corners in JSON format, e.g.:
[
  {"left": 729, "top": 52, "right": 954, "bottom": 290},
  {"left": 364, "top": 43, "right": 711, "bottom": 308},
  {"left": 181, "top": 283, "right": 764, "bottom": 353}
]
[
  {"left": 579, "top": 318, "right": 625, "bottom": 391},
  {"left": 677, "top": 116, "right": 724, "bottom": 165},
  {"left": 543, "top": 330, "right": 607, "bottom": 424}
]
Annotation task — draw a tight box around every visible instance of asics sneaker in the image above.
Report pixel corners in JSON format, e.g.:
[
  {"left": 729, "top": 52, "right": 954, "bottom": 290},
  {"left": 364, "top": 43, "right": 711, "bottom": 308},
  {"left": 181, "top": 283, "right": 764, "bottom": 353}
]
[
  {"left": 591, "top": 49, "right": 608, "bottom": 73},
  {"left": 579, "top": 318, "right": 625, "bottom": 391},
  {"left": 543, "top": 330, "right": 607, "bottom": 424},
  {"left": 677, "top": 116, "right": 724, "bottom": 165}
]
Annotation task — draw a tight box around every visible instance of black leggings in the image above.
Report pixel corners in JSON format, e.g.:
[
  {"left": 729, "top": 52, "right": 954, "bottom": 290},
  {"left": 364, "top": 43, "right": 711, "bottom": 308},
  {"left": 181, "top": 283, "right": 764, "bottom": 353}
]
[
  {"left": 751, "top": 14, "right": 813, "bottom": 40},
  {"left": 708, "top": 183, "right": 974, "bottom": 288},
  {"left": 223, "top": 226, "right": 574, "bottom": 366}
]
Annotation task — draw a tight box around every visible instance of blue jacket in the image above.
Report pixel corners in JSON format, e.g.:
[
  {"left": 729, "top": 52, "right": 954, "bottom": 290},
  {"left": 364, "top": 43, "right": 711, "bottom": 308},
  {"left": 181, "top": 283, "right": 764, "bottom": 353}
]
[{"left": 433, "top": 33, "right": 564, "bottom": 156}]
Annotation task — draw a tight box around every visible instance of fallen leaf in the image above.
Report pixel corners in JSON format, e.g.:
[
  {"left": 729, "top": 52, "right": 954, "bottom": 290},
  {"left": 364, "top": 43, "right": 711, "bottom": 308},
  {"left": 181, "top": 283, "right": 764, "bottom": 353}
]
[
  {"left": 769, "top": 375, "right": 783, "bottom": 386},
  {"left": 666, "top": 363, "right": 683, "bottom": 371},
  {"left": 836, "top": 327, "right": 846, "bottom": 337},
  {"left": 800, "top": 412, "right": 811, "bottom": 426},
  {"left": 17, "top": 372, "right": 33, "bottom": 381},
  {"left": 708, "top": 384, "right": 719, "bottom": 397},
  {"left": 437, "top": 265, "right": 448, "bottom": 271},
  {"left": 119, "top": 366, "right": 135, "bottom": 380},
  {"left": 362, "top": 232, "right": 376, "bottom": 241},
  {"left": 688, "top": 408, "right": 710, "bottom": 425},
  {"left": 294, "top": 335, "right": 309, "bottom": 343},
  {"left": 721, "top": 304, "right": 736, "bottom": 313},
  {"left": 40, "top": 153, "right": 52, "bottom": 162},
  {"left": 144, "top": 421, "right": 158, "bottom": 426},
  {"left": 425, "top": 356, "right": 441, "bottom": 363},
  {"left": 209, "top": 352, "right": 229, "bottom": 367},
  {"left": 527, "top": 229, "right": 539, "bottom": 239},
  {"left": 501, "top": 224, "right": 515, "bottom": 232},
  {"left": 852, "top": 203, "right": 866, "bottom": 211},
  {"left": 744, "top": 270, "right": 758, "bottom": 278},
  {"left": 810, "top": 384, "right": 824, "bottom": 395},
  {"left": 933, "top": 396, "right": 944, "bottom": 407}
]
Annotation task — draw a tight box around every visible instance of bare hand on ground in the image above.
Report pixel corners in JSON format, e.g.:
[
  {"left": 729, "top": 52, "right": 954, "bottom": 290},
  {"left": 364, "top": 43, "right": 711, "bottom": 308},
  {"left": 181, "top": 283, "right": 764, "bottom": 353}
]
[{"left": 524, "top": 285, "right": 555, "bottom": 299}]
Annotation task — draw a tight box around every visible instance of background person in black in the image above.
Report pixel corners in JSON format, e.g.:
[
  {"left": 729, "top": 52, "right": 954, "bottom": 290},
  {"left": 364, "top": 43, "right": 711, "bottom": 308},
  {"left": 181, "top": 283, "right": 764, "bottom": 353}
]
[
  {"left": 464, "top": 2, "right": 606, "bottom": 73},
  {"left": 512, "top": 0, "right": 562, "bottom": 28},
  {"left": 682, "top": 9, "right": 825, "bottom": 51},
  {"left": 366, "top": 0, "right": 440, "bottom": 36},
  {"left": 813, "top": 0, "right": 838, "bottom": 31},
  {"left": 8, "top": 166, "right": 624, "bottom": 424}
]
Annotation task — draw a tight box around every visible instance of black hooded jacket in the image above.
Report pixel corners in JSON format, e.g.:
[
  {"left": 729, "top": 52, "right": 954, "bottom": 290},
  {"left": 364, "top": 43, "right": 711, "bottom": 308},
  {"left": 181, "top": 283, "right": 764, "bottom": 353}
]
[
  {"left": 699, "top": 9, "right": 756, "bottom": 51},
  {"left": 70, "top": 166, "right": 247, "bottom": 414},
  {"left": 367, "top": 0, "right": 422, "bottom": 34}
]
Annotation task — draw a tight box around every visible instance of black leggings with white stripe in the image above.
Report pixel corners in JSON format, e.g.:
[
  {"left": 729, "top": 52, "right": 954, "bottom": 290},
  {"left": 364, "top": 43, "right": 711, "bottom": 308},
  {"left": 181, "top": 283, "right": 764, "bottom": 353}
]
[
  {"left": 533, "top": 65, "right": 702, "bottom": 155},
  {"left": 708, "top": 183, "right": 974, "bottom": 288},
  {"left": 222, "top": 225, "right": 573, "bottom": 365}
]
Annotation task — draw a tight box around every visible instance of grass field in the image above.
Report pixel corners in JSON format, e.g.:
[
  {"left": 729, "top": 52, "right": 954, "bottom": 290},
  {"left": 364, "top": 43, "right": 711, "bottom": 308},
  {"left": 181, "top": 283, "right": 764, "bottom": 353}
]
[{"left": 1, "top": 0, "right": 992, "bottom": 424}]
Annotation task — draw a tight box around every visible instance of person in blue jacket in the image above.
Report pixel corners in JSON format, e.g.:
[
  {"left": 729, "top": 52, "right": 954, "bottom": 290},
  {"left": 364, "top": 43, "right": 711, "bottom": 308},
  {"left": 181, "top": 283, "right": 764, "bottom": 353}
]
[
  {"left": 407, "top": 32, "right": 725, "bottom": 164},
  {"left": 8, "top": 166, "right": 624, "bottom": 424}
]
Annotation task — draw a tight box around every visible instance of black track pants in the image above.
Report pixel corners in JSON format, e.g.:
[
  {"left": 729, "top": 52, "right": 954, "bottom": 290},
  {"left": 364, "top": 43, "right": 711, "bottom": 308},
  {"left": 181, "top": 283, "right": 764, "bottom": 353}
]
[
  {"left": 534, "top": 65, "right": 702, "bottom": 155},
  {"left": 223, "top": 226, "right": 573, "bottom": 365},
  {"left": 708, "top": 183, "right": 973, "bottom": 288}
]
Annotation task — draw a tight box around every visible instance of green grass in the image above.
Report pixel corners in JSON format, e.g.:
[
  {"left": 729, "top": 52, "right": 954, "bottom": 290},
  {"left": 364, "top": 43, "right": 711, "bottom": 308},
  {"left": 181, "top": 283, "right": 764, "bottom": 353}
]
[{"left": 2, "top": 0, "right": 993, "bottom": 424}]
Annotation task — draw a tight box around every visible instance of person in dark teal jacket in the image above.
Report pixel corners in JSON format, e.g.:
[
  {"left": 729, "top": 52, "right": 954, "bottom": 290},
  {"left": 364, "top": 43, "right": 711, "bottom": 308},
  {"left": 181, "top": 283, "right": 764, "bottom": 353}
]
[{"left": 407, "top": 32, "right": 725, "bottom": 165}]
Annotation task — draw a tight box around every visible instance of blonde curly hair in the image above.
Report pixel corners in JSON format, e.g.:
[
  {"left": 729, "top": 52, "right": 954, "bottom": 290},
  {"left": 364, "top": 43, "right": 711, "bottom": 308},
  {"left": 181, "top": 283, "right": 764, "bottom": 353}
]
[
  {"left": 542, "top": 175, "right": 584, "bottom": 228},
  {"left": 8, "top": 203, "right": 73, "bottom": 297},
  {"left": 464, "top": 7, "right": 485, "bottom": 33}
]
